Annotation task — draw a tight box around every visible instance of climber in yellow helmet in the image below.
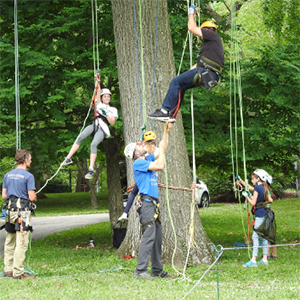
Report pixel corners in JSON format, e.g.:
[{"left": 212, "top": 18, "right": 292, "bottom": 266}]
[{"left": 148, "top": 5, "right": 224, "bottom": 122}]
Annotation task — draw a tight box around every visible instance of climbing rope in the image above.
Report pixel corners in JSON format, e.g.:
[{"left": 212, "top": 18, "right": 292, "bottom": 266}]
[
  {"left": 14, "top": 0, "right": 21, "bottom": 150},
  {"left": 132, "top": 0, "right": 159, "bottom": 132},
  {"left": 36, "top": 1, "right": 101, "bottom": 195},
  {"left": 229, "top": 0, "right": 251, "bottom": 258}
]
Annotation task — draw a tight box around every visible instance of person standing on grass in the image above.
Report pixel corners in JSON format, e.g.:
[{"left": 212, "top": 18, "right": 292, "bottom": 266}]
[
  {"left": 2, "top": 149, "right": 36, "bottom": 279},
  {"left": 130, "top": 122, "right": 172, "bottom": 279},
  {"left": 236, "top": 169, "right": 274, "bottom": 267}
]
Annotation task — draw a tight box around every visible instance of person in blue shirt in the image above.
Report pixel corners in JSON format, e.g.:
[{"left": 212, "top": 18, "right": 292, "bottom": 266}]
[
  {"left": 238, "top": 169, "right": 274, "bottom": 267},
  {"left": 119, "top": 131, "right": 159, "bottom": 221},
  {"left": 130, "top": 122, "right": 172, "bottom": 279},
  {"left": 2, "top": 149, "right": 36, "bottom": 279}
]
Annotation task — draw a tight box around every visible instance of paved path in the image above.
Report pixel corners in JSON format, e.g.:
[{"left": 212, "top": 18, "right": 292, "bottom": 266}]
[{"left": 0, "top": 213, "right": 109, "bottom": 258}]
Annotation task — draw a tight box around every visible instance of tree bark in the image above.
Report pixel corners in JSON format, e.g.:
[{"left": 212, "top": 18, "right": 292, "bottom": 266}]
[
  {"left": 103, "top": 134, "right": 124, "bottom": 242},
  {"left": 112, "top": 0, "right": 214, "bottom": 267}
]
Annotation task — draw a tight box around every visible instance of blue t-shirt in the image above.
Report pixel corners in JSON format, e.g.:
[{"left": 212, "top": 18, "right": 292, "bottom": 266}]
[
  {"left": 3, "top": 168, "right": 36, "bottom": 201},
  {"left": 254, "top": 184, "right": 266, "bottom": 217},
  {"left": 133, "top": 154, "right": 158, "bottom": 199}
]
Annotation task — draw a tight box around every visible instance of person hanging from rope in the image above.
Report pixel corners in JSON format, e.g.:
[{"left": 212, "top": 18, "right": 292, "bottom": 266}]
[
  {"left": 148, "top": 5, "right": 224, "bottom": 122},
  {"left": 2, "top": 149, "right": 36, "bottom": 279},
  {"left": 119, "top": 131, "right": 159, "bottom": 221},
  {"left": 236, "top": 169, "right": 276, "bottom": 267},
  {"left": 62, "top": 77, "right": 118, "bottom": 179},
  {"left": 129, "top": 122, "right": 172, "bottom": 279}
]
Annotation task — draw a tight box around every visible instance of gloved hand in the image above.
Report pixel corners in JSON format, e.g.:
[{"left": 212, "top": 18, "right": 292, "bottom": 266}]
[
  {"left": 235, "top": 174, "right": 241, "bottom": 181},
  {"left": 118, "top": 212, "right": 128, "bottom": 221},
  {"left": 188, "top": 5, "right": 196, "bottom": 15},
  {"left": 99, "top": 108, "right": 107, "bottom": 116},
  {"left": 242, "top": 190, "right": 251, "bottom": 198}
]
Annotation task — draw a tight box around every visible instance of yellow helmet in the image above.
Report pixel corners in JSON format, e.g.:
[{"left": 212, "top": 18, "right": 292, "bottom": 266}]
[
  {"left": 200, "top": 21, "right": 217, "bottom": 32},
  {"left": 144, "top": 131, "right": 157, "bottom": 142}
]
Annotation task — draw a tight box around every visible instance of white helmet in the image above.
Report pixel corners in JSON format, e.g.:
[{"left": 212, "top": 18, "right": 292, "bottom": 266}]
[
  {"left": 253, "top": 169, "right": 272, "bottom": 184},
  {"left": 124, "top": 143, "right": 136, "bottom": 160},
  {"left": 100, "top": 88, "right": 111, "bottom": 96}
]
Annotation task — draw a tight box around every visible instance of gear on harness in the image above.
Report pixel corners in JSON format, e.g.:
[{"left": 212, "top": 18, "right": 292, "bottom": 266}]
[
  {"left": 193, "top": 55, "right": 222, "bottom": 89},
  {"left": 137, "top": 195, "right": 160, "bottom": 233}
]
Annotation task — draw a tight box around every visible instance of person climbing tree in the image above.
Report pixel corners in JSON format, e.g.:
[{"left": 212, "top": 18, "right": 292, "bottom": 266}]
[
  {"left": 148, "top": 5, "right": 224, "bottom": 122},
  {"left": 62, "top": 75, "right": 118, "bottom": 179}
]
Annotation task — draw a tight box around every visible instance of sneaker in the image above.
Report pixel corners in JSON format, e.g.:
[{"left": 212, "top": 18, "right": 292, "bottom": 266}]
[
  {"left": 242, "top": 260, "right": 257, "bottom": 267},
  {"left": 148, "top": 109, "right": 176, "bottom": 123},
  {"left": 133, "top": 272, "right": 154, "bottom": 280},
  {"left": 85, "top": 168, "right": 94, "bottom": 180},
  {"left": 61, "top": 157, "right": 72, "bottom": 166},
  {"left": 13, "top": 273, "right": 35, "bottom": 279},
  {"left": 3, "top": 271, "right": 13, "bottom": 277},
  {"left": 118, "top": 212, "right": 128, "bottom": 221},
  {"left": 151, "top": 270, "right": 170, "bottom": 278},
  {"left": 257, "top": 260, "right": 269, "bottom": 266},
  {"left": 271, "top": 255, "right": 278, "bottom": 259}
]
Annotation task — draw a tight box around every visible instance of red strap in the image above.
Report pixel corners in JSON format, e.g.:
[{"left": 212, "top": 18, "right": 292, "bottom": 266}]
[{"left": 169, "top": 88, "right": 182, "bottom": 119}]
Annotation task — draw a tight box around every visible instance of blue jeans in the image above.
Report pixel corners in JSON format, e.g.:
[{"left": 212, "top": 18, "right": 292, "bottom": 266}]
[
  {"left": 252, "top": 216, "right": 268, "bottom": 257},
  {"left": 162, "top": 67, "right": 218, "bottom": 117}
]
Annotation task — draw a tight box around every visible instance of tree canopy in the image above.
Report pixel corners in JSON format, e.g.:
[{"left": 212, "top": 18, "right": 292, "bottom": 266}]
[{"left": 0, "top": 0, "right": 299, "bottom": 198}]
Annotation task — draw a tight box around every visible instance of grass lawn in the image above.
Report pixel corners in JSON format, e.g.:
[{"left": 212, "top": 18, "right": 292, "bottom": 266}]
[{"left": 0, "top": 194, "right": 299, "bottom": 300}]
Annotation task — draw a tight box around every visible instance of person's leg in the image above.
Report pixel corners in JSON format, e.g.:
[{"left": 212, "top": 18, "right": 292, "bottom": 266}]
[
  {"left": 162, "top": 68, "right": 198, "bottom": 113},
  {"left": 150, "top": 222, "right": 163, "bottom": 275},
  {"left": 272, "top": 244, "right": 277, "bottom": 257},
  {"left": 4, "top": 231, "right": 16, "bottom": 273},
  {"left": 13, "top": 229, "right": 30, "bottom": 277},
  {"left": 88, "top": 128, "right": 105, "bottom": 170},
  {"left": 261, "top": 236, "right": 269, "bottom": 261},
  {"left": 67, "top": 124, "right": 95, "bottom": 159},
  {"left": 135, "top": 202, "right": 156, "bottom": 274}
]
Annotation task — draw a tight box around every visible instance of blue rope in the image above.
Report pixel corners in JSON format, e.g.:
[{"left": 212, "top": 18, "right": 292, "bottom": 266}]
[{"left": 132, "top": 0, "right": 143, "bottom": 129}]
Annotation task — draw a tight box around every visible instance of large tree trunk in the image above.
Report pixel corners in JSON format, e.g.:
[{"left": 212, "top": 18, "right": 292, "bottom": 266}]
[
  {"left": 103, "top": 134, "right": 124, "bottom": 242},
  {"left": 112, "top": 0, "right": 214, "bottom": 267}
]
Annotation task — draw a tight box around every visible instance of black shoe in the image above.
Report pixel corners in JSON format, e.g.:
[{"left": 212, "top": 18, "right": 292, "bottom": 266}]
[
  {"left": 151, "top": 270, "right": 170, "bottom": 278},
  {"left": 148, "top": 109, "right": 176, "bottom": 122}
]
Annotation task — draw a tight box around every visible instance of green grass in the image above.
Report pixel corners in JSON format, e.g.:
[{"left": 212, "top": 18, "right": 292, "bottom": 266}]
[
  {"left": 0, "top": 197, "right": 299, "bottom": 300},
  {"left": 35, "top": 192, "right": 110, "bottom": 216}
]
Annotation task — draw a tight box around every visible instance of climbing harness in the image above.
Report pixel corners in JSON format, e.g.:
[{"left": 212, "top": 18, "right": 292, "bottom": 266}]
[{"left": 137, "top": 194, "right": 160, "bottom": 233}]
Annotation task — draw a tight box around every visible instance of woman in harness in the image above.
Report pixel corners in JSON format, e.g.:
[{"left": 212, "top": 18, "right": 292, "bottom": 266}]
[
  {"left": 62, "top": 86, "right": 118, "bottom": 179},
  {"left": 237, "top": 169, "right": 275, "bottom": 267},
  {"left": 148, "top": 5, "right": 224, "bottom": 122}
]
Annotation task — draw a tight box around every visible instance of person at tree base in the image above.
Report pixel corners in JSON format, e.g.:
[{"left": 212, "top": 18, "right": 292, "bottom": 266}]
[
  {"left": 236, "top": 169, "right": 275, "bottom": 267},
  {"left": 2, "top": 149, "right": 37, "bottom": 279},
  {"left": 127, "top": 122, "right": 172, "bottom": 279},
  {"left": 119, "top": 131, "right": 159, "bottom": 221},
  {"left": 148, "top": 5, "right": 224, "bottom": 122},
  {"left": 62, "top": 82, "right": 118, "bottom": 180}
]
